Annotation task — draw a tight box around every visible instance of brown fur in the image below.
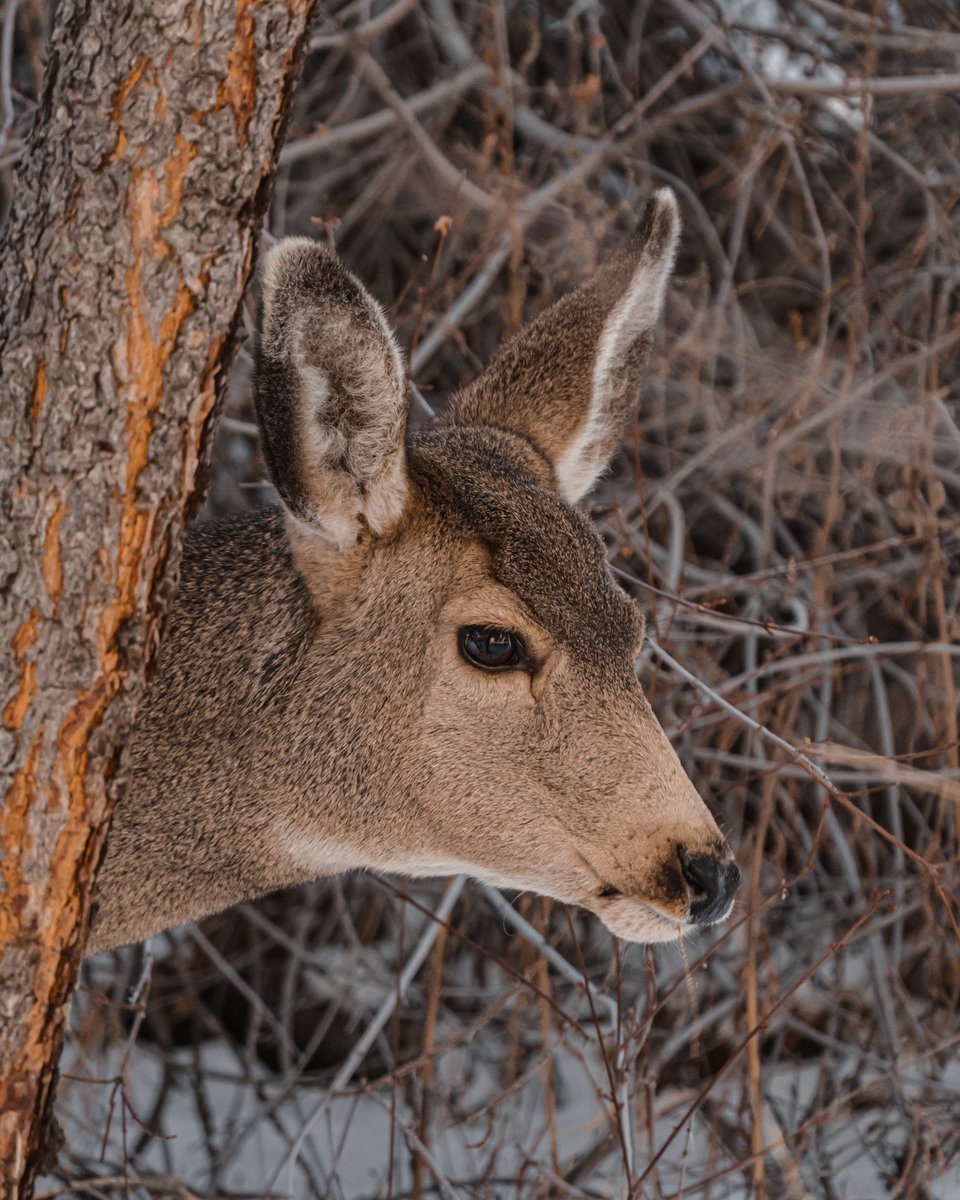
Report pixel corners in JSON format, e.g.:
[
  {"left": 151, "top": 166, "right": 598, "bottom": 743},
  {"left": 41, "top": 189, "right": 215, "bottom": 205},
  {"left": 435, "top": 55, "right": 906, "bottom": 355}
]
[{"left": 89, "top": 190, "right": 739, "bottom": 955}]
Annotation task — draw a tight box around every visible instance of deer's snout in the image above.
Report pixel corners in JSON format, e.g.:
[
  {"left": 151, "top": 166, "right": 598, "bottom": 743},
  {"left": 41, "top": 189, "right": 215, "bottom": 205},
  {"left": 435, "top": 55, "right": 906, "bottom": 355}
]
[{"left": 679, "top": 850, "right": 741, "bottom": 926}]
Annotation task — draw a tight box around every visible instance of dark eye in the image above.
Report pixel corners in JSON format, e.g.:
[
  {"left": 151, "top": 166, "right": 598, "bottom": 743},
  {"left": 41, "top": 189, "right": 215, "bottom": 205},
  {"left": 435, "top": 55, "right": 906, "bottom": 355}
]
[{"left": 458, "top": 626, "right": 526, "bottom": 671}]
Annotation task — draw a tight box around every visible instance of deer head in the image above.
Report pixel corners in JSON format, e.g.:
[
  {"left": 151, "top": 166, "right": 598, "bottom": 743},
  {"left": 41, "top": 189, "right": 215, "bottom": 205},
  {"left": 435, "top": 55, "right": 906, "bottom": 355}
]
[{"left": 90, "top": 190, "right": 739, "bottom": 955}]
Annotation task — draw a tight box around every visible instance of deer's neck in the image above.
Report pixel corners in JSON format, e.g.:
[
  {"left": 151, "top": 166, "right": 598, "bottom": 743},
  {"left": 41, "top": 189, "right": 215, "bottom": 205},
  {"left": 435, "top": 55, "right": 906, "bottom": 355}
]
[{"left": 89, "top": 511, "right": 358, "bottom": 953}]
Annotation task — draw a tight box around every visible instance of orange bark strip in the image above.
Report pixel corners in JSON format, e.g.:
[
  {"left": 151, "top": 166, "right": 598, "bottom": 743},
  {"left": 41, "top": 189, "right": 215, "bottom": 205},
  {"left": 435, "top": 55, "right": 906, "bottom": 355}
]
[
  {"left": 3, "top": 612, "right": 40, "bottom": 731},
  {"left": 41, "top": 499, "right": 67, "bottom": 609},
  {"left": 112, "top": 55, "right": 149, "bottom": 121},
  {"left": 0, "top": 689, "right": 107, "bottom": 1193},
  {"left": 95, "top": 157, "right": 198, "bottom": 658},
  {"left": 29, "top": 360, "right": 47, "bottom": 428},
  {"left": 45, "top": 678, "right": 113, "bottom": 949},
  {"left": 108, "top": 129, "right": 128, "bottom": 164},
  {"left": 108, "top": 55, "right": 150, "bottom": 162},
  {"left": 217, "top": 0, "right": 257, "bottom": 147},
  {"left": 160, "top": 134, "right": 198, "bottom": 227},
  {"left": 58, "top": 293, "right": 69, "bottom": 356},
  {"left": 0, "top": 727, "right": 44, "bottom": 943}
]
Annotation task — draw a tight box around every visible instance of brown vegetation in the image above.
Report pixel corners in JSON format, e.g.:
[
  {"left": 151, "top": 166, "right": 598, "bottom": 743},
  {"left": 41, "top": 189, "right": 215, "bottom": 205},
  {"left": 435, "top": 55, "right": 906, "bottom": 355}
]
[{"left": 3, "top": 0, "right": 957, "bottom": 1196}]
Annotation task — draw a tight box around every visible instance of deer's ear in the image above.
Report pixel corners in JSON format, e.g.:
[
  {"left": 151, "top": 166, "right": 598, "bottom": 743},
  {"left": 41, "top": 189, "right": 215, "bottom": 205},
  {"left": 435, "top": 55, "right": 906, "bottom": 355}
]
[
  {"left": 255, "top": 239, "right": 409, "bottom": 549},
  {"left": 447, "top": 189, "right": 680, "bottom": 503}
]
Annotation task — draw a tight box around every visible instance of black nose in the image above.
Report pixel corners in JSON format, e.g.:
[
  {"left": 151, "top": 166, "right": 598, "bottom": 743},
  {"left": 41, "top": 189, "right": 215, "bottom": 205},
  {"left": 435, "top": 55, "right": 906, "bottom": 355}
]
[{"left": 679, "top": 853, "right": 741, "bottom": 925}]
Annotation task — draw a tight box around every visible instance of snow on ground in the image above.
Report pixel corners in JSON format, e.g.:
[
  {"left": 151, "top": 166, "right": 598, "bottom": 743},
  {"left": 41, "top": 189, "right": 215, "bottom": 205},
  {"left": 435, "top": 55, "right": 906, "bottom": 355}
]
[{"left": 44, "top": 976, "right": 960, "bottom": 1198}]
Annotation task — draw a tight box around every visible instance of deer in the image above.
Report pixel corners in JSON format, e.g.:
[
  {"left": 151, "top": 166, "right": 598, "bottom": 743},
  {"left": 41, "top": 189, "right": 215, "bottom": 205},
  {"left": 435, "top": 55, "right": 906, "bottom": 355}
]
[{"left": 87, "top": 189, "right": 741, "bottom": 956}]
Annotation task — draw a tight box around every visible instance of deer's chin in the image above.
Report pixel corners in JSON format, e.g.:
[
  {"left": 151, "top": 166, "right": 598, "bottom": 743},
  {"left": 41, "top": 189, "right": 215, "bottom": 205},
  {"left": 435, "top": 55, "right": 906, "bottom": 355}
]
[{"left": 594, "top": 896, "right": 688, "bottom": 945}]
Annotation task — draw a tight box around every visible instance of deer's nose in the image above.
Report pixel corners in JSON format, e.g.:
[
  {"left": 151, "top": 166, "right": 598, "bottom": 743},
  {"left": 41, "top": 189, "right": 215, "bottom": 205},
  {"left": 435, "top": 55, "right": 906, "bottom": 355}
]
[{"left": 679, "top": 852, "right": 741, "bottom": 925}]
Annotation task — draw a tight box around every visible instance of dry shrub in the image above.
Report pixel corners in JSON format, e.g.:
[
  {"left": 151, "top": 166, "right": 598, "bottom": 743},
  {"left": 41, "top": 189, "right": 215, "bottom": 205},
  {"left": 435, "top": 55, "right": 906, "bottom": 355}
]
[{"left": 10, "top": 0, "right": 957, "bottom": 1196}]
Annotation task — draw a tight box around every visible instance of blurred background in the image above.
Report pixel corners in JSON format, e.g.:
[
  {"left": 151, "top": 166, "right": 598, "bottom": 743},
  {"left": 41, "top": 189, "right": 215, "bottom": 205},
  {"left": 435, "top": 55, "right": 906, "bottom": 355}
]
[{"left": 3, "top": 0, "right": 958, "bottom": 1196}]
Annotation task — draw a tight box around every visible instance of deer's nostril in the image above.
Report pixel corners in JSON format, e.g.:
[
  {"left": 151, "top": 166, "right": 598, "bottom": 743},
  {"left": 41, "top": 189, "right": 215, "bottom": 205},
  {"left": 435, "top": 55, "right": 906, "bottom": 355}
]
[{"left": 679, "top": 852, "right": 741, "bottom": 925}]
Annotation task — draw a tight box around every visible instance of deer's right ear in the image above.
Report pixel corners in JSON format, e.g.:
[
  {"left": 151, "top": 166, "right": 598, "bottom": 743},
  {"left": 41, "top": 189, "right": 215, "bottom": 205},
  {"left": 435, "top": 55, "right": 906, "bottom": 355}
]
[
  {"left": 446, "top": 189, "right": 680, "bottom": 503},
  {"left": 255, "top": 239, "right": 409, "bottom": 549}
]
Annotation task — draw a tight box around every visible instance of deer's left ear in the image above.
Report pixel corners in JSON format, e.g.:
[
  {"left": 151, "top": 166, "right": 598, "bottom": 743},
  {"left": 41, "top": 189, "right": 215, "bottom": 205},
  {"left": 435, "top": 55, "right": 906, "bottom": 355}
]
[
  {"left": 447, "top": 189, "right": 680, "bottom": 502},
  {"left": 255, "top": 239, "right": 409, "bottom": 550}
]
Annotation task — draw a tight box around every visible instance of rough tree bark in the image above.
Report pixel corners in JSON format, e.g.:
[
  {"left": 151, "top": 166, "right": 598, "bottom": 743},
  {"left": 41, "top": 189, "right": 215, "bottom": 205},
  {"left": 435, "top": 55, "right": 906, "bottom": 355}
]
[{"left": 0, "top": 1, "right": 315, "bottom": 1194}]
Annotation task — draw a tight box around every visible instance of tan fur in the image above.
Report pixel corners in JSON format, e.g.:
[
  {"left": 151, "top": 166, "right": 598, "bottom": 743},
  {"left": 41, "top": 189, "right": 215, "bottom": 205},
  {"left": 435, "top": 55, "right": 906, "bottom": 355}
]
[{"left": 89, "top": 191, "right": 739, "bottom": 956}]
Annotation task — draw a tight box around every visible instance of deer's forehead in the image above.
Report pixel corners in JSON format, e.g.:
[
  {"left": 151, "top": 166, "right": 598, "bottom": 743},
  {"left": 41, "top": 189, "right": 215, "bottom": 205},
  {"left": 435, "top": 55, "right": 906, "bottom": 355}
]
[{"left": 407, "top": 429, "right": 644, "bottom": 668}]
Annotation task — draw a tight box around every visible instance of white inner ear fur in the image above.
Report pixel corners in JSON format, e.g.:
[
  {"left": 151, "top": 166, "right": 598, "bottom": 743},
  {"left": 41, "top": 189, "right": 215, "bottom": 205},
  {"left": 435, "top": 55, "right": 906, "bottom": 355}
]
[
  {"left": 555, "top": 189, "right": 680, "bottom": 502},
  {"left": 264, "top": 239, "right": 410, "bottom": 551}
]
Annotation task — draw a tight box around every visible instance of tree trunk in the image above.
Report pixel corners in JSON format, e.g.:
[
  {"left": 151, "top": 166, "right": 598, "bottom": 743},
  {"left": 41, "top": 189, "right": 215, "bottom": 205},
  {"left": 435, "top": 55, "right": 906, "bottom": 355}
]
[{"left": 0, "top": 1, "right": 314, "bottom": 1194}]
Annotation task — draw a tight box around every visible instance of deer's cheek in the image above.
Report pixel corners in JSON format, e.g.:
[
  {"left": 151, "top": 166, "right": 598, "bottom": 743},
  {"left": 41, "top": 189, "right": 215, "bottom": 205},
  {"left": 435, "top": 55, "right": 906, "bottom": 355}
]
[{"left": 443, "top": 657, "right": 538, "bottom": 711}]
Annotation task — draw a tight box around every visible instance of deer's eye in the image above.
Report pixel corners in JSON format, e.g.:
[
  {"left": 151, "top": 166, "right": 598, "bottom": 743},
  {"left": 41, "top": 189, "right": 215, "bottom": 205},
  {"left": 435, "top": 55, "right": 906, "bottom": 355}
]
[{"left": 458, "top": 627, "right": 526, "bottom": 671}]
